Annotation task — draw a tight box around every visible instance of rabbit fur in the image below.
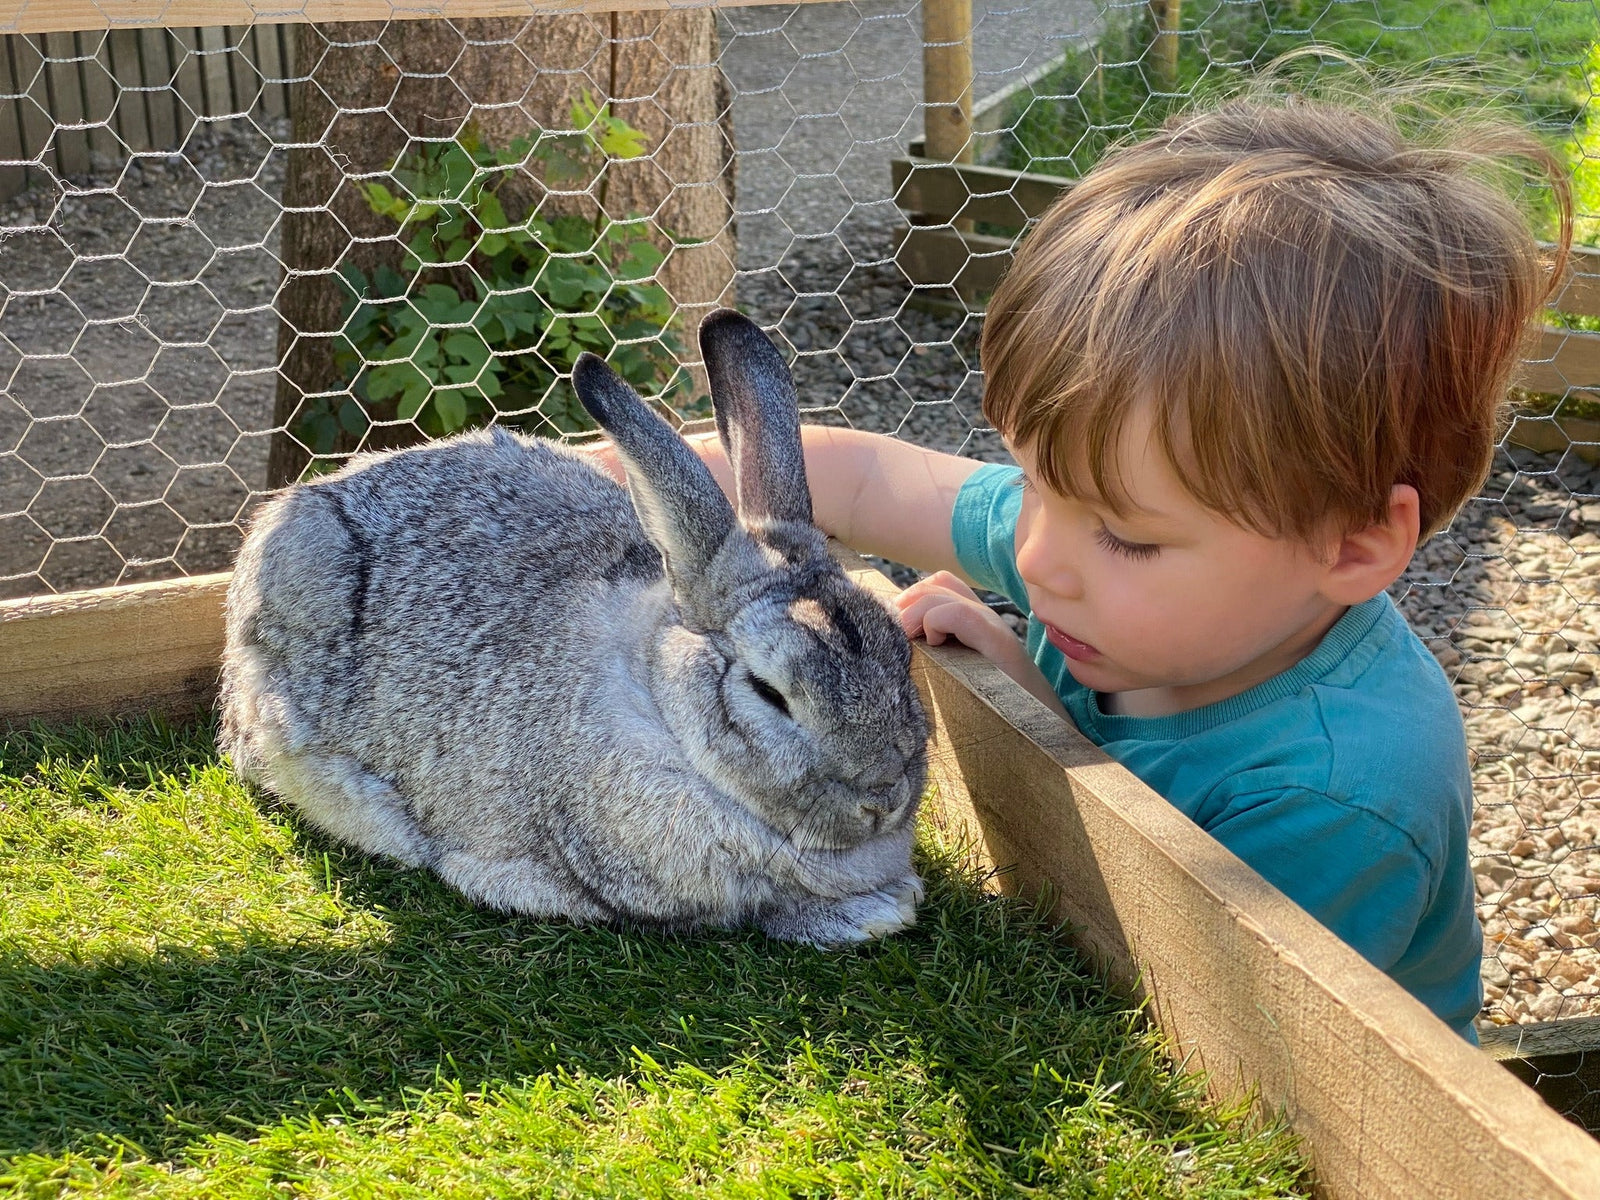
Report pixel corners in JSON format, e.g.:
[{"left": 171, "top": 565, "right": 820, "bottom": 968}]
[{"left": 220, "top": 309, "right": 929, "bottom": 945}]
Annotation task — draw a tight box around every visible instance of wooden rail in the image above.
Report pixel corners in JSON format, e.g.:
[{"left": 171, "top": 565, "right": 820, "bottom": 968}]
[
  {"left": 0, "top": 0, "right": 818, "bottom": 36},
  {"left": 0, "top": 572, "right": 228, "bottom": 722},
  {"left": 4, "top": 562, "right": 1600, "bottom": 1195}
]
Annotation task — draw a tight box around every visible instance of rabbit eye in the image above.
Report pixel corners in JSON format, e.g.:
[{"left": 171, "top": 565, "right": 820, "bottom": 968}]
[{"left": 748, "top": 673, "right": 790, "bottom": 716}]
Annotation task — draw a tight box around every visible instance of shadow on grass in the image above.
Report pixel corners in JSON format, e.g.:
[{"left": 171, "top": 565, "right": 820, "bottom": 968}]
[{"left": 0, "top": 717, "right": 1181, "bottom": 1166}]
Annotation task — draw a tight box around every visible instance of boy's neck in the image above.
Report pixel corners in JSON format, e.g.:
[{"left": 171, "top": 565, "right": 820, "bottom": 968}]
[{"left": 1100, "top": 603, "right": 1351, "bottom": 719}]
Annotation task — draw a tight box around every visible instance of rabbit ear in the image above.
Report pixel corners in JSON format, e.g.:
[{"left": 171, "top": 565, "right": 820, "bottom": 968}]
[
  {"left": 574, "top": 354, "right": 741, "bottom": 601},
  {"left": 699, "top": 309, "right": 814, "bottom": 527}
]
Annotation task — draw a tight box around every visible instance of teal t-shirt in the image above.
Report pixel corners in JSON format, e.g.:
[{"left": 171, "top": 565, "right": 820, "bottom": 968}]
[{"left": 952, "top": 463, "right": 1483, "bottom": 1041}]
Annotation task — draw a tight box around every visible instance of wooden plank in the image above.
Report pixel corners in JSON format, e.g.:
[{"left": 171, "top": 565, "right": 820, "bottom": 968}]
[
  {"left": 165, "top": 26, "right": 203, "bottom": 137},
  {"left": 78, "top": 29, "right": 116, "bottom": 164},
  {"left": 1552, "top": 243, "right": 1600, "bottom": 318},
  {"left": 834, "top": 558, "right": 1600, "bottom": 1199},
  {"left": 136, "top": 25, "right": 181, "bottom": 151},
  {"left": 969, "top": 47, "right": 1073, "bottom": 136},
  {"left": 1505, "top": 411, "right": 1600, "bottom": 465},
  {"left": 1483, "top": 1014, "right": 1600, "bottom": 1059},
  {"left": 1548, "top": 244, "right": 1600, "bottom": 321},
  {"left": 192, "top": 23, "right": 233, "bottom": 118},
  {"left": 894, "top": 223, "right": 1013, "bottom": 294},
  {"left": 244, "top": 21, "right": 284, "bottom": 118},
  {"left": 0, "top": 30, "right": 28, "bottom": 196},
  {"left": 0, "top": 0, "right": 832, "bottom": 36},
  {"left": 104, "top": 27, "right": 151, "bottom": 151},
  {"left": 892, "top": 155, "right": 1071, "bottom": 228},
  {"left": 0, "top": 572, "right": 229, "bottom": 725},
  {"left": 10, "top": 36, "right": 54, "bottom": 190},
  {"left": 1517, "top": 325, "right": 1600, "bottom": 395},
  {"left": 39, "top": 29, "right": 86, "bottom": 176}
]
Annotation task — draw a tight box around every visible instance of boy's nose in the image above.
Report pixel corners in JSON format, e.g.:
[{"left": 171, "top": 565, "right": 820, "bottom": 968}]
[{"left": 1015, "top": 524, "right": 1082, "bottom": 600}]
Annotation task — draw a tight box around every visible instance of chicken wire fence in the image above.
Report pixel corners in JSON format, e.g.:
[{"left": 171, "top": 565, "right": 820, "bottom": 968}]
[{"left": 0, "top": 0, "right": 1596, "bottom": 1061}]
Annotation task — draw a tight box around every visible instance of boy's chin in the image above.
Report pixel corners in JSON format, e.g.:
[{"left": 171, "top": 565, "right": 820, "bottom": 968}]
[{"left": 1061, "top": 655, "right": 1126, "bottom": 693}]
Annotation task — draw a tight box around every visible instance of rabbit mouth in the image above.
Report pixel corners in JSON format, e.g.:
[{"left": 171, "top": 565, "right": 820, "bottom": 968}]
[{"left": 789, "top": 775, "right": 917, "bottom": 846}]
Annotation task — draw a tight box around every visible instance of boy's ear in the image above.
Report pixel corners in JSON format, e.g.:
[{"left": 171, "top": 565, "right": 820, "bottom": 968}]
[{"left": 1321, "top": 484, "right": 1421, "bottom": 605}]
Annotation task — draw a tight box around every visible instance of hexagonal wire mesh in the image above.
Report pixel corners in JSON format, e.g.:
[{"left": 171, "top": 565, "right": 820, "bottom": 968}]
[{"left": 0, "top": 0, "right": 1594, "bottom": 1093}]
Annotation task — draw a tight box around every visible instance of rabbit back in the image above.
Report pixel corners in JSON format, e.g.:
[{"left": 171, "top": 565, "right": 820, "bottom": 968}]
[{"left": 222, "top": 429, "right": 676, "bottom": 894}]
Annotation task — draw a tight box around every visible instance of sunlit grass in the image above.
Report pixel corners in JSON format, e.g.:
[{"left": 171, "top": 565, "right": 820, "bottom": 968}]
[
  {"left": 0, "top": 716, "right": 1309, "bottom": 1197},
  {"left": 999, "top": 0, "right": 1598, "bottom": 245}
]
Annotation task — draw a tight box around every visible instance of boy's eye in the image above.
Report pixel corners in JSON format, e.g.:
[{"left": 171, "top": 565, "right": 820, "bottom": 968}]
[{"left": 1095, "top": 524, "right": 1160, "bottom": 561}]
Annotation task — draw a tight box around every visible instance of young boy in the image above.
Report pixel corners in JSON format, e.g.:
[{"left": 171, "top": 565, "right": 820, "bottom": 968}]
[{"left": 591, "top": 93, "right": 1570, "bottom": 1041}]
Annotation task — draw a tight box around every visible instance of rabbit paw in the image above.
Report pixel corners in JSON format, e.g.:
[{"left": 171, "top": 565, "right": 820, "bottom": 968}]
[{"left": 761, "top": 872, "right": 925, "bottom": 947}]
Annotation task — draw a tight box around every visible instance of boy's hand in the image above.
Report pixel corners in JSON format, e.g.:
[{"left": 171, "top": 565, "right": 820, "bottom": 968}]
[{"left": 894, "top": 572, "right": 1069, "bottom": 718}]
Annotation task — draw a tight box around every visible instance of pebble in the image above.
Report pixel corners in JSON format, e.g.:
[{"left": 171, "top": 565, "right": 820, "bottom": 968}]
[{"left": 1405, "top": 448, "right": 1600, "bottom": 1030}]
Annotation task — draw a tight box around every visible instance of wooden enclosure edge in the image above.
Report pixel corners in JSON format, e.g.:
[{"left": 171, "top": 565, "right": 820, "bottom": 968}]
[
  {"left": 3, "top": 0, "right": 838, "bottom": 35},
  {"left": 3, "top": 562, "right": 1599, "bottom": 1196},
  {"left": 0, "top": 572, "right": 229, "bottom": 724},
  {"left": 0, "top": 0, "right": 824, "bottom": 36}
]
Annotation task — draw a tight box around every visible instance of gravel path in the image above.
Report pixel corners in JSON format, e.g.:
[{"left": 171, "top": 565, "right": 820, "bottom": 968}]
[{"left": 0, "top": 4, "right": 1595, "bottom": 1033}]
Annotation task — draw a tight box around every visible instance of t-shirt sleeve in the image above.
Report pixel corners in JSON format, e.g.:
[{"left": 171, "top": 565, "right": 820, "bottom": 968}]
[
  {"left": 1205, "top": 788, "right": 1433, "bottom": 974},
  {"left": 950, "top": 463, "right": 1031, "bottom": 613}
]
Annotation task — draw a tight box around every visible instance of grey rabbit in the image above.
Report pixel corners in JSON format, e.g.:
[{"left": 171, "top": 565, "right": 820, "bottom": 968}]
[{"left": 219, "top": 309, "right": 928, "bottom": 945}]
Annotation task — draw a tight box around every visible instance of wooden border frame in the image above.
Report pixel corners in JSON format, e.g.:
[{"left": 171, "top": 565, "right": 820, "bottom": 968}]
[
  {"left": 0, "top": 0, "right": 815, "bottom": 36},
  {"left": 4, "top": 565, "right": 1599, "bottom": 1197}
]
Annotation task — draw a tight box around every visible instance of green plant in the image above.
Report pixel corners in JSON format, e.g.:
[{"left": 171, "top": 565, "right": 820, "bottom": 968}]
[
  {"left": 296, "top": 96, "right": 688, "bottom": 462},
  {"left": 998, "top": 0, "right": 1597, "bottom": 246}
]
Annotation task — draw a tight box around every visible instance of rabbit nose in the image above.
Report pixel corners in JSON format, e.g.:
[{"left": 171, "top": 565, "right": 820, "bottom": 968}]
[{"left": 859, "top": 776, "right": 910, "bottom": 818}]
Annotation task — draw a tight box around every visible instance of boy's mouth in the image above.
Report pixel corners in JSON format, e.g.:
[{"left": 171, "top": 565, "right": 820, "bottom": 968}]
[{"left": 1043, "top": 622, "right": 1100, "bottom": 662}]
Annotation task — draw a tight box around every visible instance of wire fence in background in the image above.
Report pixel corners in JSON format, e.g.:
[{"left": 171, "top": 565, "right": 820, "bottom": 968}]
[{"left": 0, "top": 0, "right": 1595, "bottom": 1115}]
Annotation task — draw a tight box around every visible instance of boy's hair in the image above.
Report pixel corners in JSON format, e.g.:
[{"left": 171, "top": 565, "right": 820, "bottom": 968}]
[{"left": 980, "top": 88, "right": 1573, "bottom": 542}]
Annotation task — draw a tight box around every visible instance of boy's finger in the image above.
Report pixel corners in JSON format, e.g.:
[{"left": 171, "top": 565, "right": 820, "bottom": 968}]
[
  {"left": 920, "top": 570, "right": 981, "bottom": 603},
  {"left": 895, "top": 590, "right": 946, "bottom": 636},
  {"left": 920, "top": 598, "right": 1008, "bottom": 657},
  {"left": 894, "top": 574, "right": 978, "bottom": 610},
  {"left": 896, "top": 590, "right": 971, "bottom": 638}
]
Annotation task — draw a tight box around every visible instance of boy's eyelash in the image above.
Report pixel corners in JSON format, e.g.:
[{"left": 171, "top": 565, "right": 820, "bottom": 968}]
[
  {"left": 1095, "top": 524, "right": 1160, "bottom": 561},
  {"left": 1011, "top": 473, "right": 1159, "bottom": 559}
]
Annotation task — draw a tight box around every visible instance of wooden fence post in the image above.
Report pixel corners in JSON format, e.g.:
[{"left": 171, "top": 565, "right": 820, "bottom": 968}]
[{"left": 922, "top": 0, "right": 972, "bottom": 165}]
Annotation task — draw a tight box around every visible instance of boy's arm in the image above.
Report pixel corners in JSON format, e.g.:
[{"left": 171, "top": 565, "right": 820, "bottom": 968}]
[{"left": 580, "top": 424, "right": 986, "bottom": 581}]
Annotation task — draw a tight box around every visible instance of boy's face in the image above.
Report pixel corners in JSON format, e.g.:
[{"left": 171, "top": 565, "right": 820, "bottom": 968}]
[{"left": 1009, "top": 411, "right": 1349, "bottom": 718}]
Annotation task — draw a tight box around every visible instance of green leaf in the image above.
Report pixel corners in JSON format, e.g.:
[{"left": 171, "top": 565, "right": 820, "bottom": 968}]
[
  {"left": 365, "top": 362, "right": 414, "bottom": 403},
  {"left": 542, "top": 261, "right": 591, "bottom": 307},
  {"left": 478, "top": 191, "right": 509, "bottom": 231},
  {"left": 309, "top": 411, "right": 339, "bottom": 453},
  {"left": 436, "top": 389, "right": 468, "bottom": 431},
  {"left": 596, "top": 117, "right": 650, "bottom": 160},
  {"left": 618, "top": 240, "right": 666, "bottom": 280},
  {"left": 443, "top": 333, "right": 491, "bottom": 371},
  {"left": 397, "top": 378, "right": 431, "bottom": 421},
  {"left": 362, "top": 181, "right": 407, "bottom": 220},
  {"left": 407, "top": 232, "right": 440, "bottom": 266},
  {"left": 337, "top": 398, "right": 369, "bottom": 436}
]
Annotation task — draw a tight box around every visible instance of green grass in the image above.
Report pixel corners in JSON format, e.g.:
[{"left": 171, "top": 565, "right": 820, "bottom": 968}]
[
  {"left": 997, "top": 0, "right": 1598, "bottom": 244},
  {"left": 0, "top": 717, "right": 1309, "bottom": 1197}
]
